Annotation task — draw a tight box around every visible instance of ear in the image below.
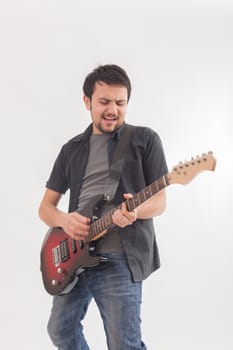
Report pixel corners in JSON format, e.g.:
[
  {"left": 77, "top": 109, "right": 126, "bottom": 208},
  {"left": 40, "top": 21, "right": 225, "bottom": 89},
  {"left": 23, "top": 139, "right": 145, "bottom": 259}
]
[{"left": 83, "top": 95, "right": 91, "bottom": 110}]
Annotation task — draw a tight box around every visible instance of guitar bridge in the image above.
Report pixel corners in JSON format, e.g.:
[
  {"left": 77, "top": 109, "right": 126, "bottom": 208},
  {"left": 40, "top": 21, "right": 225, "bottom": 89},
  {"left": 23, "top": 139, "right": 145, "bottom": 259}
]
[{"left": 52, "top": 238, "right": 70, "bottom": 267}]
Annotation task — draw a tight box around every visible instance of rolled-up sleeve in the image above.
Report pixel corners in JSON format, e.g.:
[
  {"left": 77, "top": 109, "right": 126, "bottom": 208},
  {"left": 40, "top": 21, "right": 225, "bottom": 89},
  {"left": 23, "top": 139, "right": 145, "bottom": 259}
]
[{"left": 46, "top": 146, "right": 68, "bottom": 194}]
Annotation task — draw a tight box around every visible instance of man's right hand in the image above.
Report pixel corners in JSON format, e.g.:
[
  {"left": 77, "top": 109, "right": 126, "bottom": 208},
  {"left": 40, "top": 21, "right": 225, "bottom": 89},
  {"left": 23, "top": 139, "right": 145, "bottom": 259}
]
[
  {"left": 38, "top": 188, "right": 90, "bottom": 241},
  {"left": 61, "top": 212, "right": 90, "bottom": 241}
]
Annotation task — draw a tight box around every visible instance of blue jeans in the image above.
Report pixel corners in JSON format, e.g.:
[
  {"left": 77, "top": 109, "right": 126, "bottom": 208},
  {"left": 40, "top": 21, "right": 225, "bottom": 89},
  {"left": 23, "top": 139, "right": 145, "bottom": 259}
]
[{"left": 47, "top": 253, "right": 147, "bottom": 350}]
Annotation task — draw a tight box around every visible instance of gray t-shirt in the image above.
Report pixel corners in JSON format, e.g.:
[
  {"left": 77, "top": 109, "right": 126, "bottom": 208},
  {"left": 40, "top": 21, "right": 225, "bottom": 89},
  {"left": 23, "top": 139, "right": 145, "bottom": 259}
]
[
  {"left": 77, "top": 133, "right": 123, "bottom": 253},
  {"left": 77, "top": 133, "right": 110, "bottom": 212}
]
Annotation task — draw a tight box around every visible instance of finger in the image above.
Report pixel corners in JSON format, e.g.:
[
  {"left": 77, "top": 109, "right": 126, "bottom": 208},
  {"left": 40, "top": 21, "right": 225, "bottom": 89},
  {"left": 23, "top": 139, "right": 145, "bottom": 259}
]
[
  {"left": 75, "top": 233, "right": 85, "bottom": 241},
  {"left": 112, "top": 210, "right": 127, "bottom": 227},
  {"left": 121, "top": 204, "right": 137, "bottom": 222},
  {"left": 65, "top": 222, "right": 90, "bottom": 238},
  {"left": 70, "top": 233, "right": 84, "bottom": 241},
  {"left": 77, "top": 221, "right": 90, "bottom": 232},
  {"left": 123, "top": 193, "right": 133, "bottom": 199},
  {"left": 121, "top": 202, "right": 133, "bottom": 218},
  {"left": 124, "top": 212, "right": 136, "bottom": 223},
  {"left": 113, "top": 209, "right": 135, "bottom": 227},
  {"left": 117, "top": 216, "right": 129, "bottom": 228},
  {"left": 73, "top": 212, "right": 90, "bottom": 224}
]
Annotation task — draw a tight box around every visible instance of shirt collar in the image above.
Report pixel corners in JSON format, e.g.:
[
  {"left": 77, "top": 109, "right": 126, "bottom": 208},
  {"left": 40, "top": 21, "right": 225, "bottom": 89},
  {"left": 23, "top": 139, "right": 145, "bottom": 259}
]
[
  {"left": 72, "top": 122, "right": 127, "bottom": 143},
  {"left": 112, "top": 122, "right": 127, "bottom": 140},
  {"left": 72, "top": 124, "right": 93, "bottom": 143}
]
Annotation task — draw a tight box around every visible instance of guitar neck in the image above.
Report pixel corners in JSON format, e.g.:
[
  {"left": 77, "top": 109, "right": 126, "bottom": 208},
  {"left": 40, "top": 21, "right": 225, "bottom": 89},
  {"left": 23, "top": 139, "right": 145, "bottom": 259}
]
[{"left": 86, "top": 173, "right": 170, "bottom": 242}]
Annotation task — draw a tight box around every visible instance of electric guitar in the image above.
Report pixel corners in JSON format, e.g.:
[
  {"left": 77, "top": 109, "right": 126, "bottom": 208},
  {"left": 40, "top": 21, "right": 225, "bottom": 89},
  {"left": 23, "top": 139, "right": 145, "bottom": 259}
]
[{"left": 40, "top": 151, "right": 216, "bottom": 295}]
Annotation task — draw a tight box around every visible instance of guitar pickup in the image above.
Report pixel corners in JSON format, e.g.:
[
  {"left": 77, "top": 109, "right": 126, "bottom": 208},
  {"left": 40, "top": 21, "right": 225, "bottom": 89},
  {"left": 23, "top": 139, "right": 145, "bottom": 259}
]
[
  {"left": 60, "top": 238, "right": 70, "bottom": 262},
  {"left": 71, "top": 239, "right": 77, "bottom": 254}
]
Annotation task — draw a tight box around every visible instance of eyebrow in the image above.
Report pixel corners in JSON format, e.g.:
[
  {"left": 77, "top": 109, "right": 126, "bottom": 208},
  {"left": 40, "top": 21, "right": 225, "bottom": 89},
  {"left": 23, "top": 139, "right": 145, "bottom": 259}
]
[{"left": 98, "top": 98, "right": 127, "bottom": 103}]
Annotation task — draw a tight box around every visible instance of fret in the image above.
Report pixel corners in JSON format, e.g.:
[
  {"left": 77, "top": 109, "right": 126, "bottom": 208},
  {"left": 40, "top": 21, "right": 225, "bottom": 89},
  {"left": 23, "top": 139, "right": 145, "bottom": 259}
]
[
  {"left": 158, "top": 177, "right": 165, "bottom": 191},
  {"left": 141, "top": 190, "right": 146, "bottom": 202},
  {"left": 104, "top": 213, "right": 110, "bottom": 227},
  {"left": 86, "top": 231, "right": 91, "bottom": 242},
  {"left": 106, "top": 214, "right": 110, "bottom": 227},
  {"left": 103, "top": 216, "right": 108, "bottom": 229},
  {"left": 102, "top": 215, "right": 107, "bottom": 228},
  {"left": 92, "top": 221, "right": 97, "bottom": 236},
  {"left": 165, "top": 174, "right": 170, "bottom": 186},
  {"left": 106, "top": 212, "right": 112, "bottom": 226},
  {"left": 99, "top": 218, "right": 104, "bottom": 232},
  {"left": 143, "top": 189, "right": 147, "bottom": 201},
  {"left": 93, "top": 220, "right": 100, "bottom": 235},
  {"left": 132, "top": 193, "right": 139, "bottom": 207},
  {"left": 151, "top": 181, "right": 158, "bottom": 195},
  {"left": 139, "top": 191, "right": 145, "bottom": 203},
  {"left": 137, "top": 192, "right": 142, "bottom": 205},
  {"left": 155, "top": 180, "right": 160, "bottom": 193},
  {"left": 130, "top": 200, "right": 135, "bottom": 211},
  {"left": 140, "top": 190, "right": 144, "bottom": 202},
  {"left": 126, "top": 198, "right": 133, "bottom": 211},
  {"left": 88, "top": 226, "right": 94, "bottom": 240},
  {"left": 103, "top": 216, "right": 107, "bottom": 228},
  {"left": 131, "top": 198, "right": 136, "bottom": 210},
  {"left": 148, "top": 184, "right": 153, "bottom": 197},
  {"left": 95, "top": 220, "right": 102, "bottom": 234},
  {"left": 162, "top": 176, "right": 167, "bottom": 189},
  {"left": 144, "top": 187, "right": 151, "bottom": 200}
]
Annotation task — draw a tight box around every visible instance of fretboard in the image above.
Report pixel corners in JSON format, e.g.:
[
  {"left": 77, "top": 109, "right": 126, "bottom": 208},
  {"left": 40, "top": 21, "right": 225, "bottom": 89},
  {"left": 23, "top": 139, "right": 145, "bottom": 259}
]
[{"left": 86, "top": 174, "right": 170, "bottom": 242}]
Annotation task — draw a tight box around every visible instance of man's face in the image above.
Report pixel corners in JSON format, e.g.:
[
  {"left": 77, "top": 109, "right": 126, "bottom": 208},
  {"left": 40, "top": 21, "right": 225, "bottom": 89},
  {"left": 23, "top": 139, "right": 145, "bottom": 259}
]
[{"left": 83, "top": 81, "right": 128, "bottom": 134}]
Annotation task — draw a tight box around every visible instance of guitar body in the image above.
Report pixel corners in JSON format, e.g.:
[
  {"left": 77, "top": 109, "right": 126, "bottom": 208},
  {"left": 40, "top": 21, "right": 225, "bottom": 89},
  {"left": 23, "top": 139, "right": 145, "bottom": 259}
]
[{"left": 40, "top": 195, "right": 107, "bottom": 295}]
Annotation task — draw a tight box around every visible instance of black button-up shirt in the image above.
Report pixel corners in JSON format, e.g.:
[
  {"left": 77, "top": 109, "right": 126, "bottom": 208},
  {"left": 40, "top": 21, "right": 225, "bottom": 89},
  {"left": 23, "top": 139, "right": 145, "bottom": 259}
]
[{"left": 46, "top": 123, "right": 168, "bottom": 281}]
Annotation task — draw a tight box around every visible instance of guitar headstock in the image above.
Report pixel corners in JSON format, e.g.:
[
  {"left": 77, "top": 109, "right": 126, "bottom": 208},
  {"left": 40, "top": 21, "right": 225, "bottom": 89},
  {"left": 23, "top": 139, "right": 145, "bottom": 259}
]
[{"left": 168, "top": 151, "right": 216, "bottom": 185}]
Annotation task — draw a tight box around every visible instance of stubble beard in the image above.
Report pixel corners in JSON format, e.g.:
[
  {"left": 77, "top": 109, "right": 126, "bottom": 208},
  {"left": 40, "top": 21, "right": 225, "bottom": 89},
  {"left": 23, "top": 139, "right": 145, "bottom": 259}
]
[{"left": 93, "top": 113, "right": 121, "bottom": 134}]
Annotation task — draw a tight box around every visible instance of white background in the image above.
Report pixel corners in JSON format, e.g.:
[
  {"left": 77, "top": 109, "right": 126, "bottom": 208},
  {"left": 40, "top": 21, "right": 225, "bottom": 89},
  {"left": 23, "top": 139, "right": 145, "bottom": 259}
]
[{"left": 1, "top": 0, "right": 232, "bottom": 349}]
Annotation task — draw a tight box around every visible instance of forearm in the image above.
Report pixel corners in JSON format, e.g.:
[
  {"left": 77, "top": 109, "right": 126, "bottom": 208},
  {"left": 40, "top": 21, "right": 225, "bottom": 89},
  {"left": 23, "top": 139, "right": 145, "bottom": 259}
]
[
  {"left": 38, "top": 189, "right": 90, "bottom": 239},
  {"left": 136, "top": 190, "right": 166, "bottom": 219},
  {"left": 112, "top": 190, "right": 166, "bottom": 228},
  {"left": 38, "top": 201, "right": 67, "bottom": 228}
]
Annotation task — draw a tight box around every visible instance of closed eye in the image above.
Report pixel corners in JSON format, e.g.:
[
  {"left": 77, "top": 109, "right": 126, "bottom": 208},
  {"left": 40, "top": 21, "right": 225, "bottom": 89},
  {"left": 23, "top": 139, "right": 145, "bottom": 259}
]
[
  {"left": 116, "top": 100, "right": 126, "bottom": 106},
  {"left": 99, "top": 99, "right": 110, "bottom": 105},
  {"left": 98, "top": 98, "right": 126, "bottom": 106}
]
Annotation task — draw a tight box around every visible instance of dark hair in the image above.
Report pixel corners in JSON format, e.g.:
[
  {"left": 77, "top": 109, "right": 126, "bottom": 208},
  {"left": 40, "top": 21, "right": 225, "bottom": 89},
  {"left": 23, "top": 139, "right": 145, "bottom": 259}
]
[{"left": 83, "top": 64, "right": 131, "bottom": 101}]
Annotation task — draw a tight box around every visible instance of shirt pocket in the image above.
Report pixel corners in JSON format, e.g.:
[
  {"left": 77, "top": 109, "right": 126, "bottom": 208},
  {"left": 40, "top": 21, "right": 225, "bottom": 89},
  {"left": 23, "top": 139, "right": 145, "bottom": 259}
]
[{"left": 122, "top": 159, "right": 146, "bottom": 193}]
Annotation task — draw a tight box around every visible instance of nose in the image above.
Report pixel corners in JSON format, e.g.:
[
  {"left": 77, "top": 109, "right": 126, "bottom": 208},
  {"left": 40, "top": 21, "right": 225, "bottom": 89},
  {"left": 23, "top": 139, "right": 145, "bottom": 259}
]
[{"left": 106, "top": 101, "right": 118, "bottom": 115}]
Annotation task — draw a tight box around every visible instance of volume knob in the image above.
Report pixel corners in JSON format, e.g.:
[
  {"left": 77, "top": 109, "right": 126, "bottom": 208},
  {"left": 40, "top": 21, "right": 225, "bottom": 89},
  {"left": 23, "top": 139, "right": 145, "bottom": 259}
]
[
  {"left": 57, "top": 267, "right": 64, "bottom": 274},
  {"left": 51, "top": 279, "right": 59, "bottom": 286}
]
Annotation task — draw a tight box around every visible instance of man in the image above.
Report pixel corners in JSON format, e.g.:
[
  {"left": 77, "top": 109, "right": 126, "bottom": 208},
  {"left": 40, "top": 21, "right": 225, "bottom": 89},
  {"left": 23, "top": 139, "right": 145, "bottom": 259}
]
[{"left": 39, "top": 64, "right": 168, "bottom": 350}]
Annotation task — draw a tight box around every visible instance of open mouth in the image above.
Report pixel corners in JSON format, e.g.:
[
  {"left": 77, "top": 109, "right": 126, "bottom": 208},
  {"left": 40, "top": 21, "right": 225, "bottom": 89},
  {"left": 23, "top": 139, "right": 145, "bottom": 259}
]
[{"left": 102, "top": 115, "right": 117, "bottom": 121}]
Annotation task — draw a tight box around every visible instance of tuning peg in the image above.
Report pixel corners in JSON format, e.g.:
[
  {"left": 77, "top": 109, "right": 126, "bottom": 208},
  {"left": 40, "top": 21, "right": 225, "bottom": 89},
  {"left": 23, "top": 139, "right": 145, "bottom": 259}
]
[{"left": 179, "top": 161, "right": 183, "bottom": 169}]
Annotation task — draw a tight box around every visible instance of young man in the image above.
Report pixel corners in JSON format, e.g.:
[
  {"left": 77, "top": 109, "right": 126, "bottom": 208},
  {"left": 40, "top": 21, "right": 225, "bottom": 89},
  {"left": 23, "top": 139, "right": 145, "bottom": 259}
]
[{"left": 39, "top": 64, "right": 168, "bottom": 350}]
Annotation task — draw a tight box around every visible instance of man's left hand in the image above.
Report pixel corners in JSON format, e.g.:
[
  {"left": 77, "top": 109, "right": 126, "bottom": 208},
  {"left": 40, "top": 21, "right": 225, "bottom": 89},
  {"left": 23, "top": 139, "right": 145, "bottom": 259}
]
[{"left": 112, "top": 193, "right": 137, "bottom": 228}]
